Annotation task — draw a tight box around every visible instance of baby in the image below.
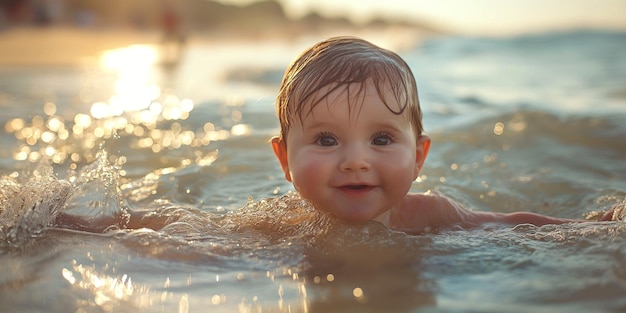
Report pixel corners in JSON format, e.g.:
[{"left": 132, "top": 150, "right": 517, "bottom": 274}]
[{"left": 269, "top": 36, "right": 590, "bottom": 233}]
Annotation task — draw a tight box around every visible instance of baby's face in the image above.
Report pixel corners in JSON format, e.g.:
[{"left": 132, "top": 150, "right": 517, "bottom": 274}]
[{"left": 277, "top": 81, "right": 426, "bottom": 222}]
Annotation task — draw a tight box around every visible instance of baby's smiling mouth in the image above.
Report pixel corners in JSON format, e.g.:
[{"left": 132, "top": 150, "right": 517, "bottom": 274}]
[
  {"left": 345, "top": 185, "right": 370, "bottom": 190},
  {"left": 338, "top": 184, "right": 375, "bottom": 193}
]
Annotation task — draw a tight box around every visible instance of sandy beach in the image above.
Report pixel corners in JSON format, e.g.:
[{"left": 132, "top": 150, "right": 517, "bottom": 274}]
[{"left": 0, "top": 27, "right": 165, "bottom": 67}]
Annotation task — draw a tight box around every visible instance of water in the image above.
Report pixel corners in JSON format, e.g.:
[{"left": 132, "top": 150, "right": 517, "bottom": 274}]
[{"left": 1, "top": 29, "right": 626, "bottom": 312}]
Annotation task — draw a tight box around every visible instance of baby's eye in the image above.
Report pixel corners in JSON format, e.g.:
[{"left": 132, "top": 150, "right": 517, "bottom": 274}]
[
  {"left": 316, "top": 133, "right": 337, "bottom": 146},
  {"left": 372, "top": 133, "right": 393, "bottom": 145}
]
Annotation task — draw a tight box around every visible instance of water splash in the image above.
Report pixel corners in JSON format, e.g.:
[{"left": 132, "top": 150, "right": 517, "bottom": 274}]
[
  {"left": 0, "top": 168, "right": 74, "bottom": 246},
  {"left": 221, "top": 192, "right": 337, "bottom": 241},
  {"left": 585, "top": 195, "right": 626, "bottom": 222},
  {"left": 64, "top": 149, "right": 128, "bottom": 218},
  {"left": 0, "top": 149, "right": 131, "bottom": 246}
]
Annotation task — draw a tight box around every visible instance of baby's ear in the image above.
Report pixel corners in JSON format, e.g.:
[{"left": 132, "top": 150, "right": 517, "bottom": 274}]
[
  {"left": 414, "top": 135, "right": 431, "bottom": 179},
  {"left": 270, "top": 136, "right": 292, "bottom": 182}
]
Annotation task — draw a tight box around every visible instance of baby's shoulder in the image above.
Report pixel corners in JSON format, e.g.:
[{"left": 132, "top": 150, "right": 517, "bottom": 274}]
[
  {"left": 389, "top": 190, "right": 464, "bottom": 232},
  {"left": 400, "top": 190, "right": 459, "bottom": 212}
]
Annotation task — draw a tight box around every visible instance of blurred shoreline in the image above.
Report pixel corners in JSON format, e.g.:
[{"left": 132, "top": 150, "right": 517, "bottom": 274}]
[
  {"left": 0, "top": 26, "right": 160, "bottom": 67},
  {"left": 0, "top": 25, "right": 437, "bottom": 67},
  {"left": 0, "top": 0, "right": 442, "bottom": 67}
]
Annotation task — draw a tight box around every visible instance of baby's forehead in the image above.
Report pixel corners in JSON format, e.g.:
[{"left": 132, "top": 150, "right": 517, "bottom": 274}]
[{"left": 297, "top": 80, "right": 406, "bottom": 117}]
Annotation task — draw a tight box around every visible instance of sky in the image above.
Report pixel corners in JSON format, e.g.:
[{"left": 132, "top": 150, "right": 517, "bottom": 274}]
[{"left": 223, "top": 0, "right": 626, "bottom": 35}]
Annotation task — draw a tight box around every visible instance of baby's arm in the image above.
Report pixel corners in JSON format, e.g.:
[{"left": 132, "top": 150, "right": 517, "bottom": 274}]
[
  {"left": 54, "top": 209, "right": 176, "bottom": 233},
  {"left": 468, "top": 210, "right": 580, "bottom": 227},
  {"left": 390, "top": 191, "right": 581, "bottom": 232}
]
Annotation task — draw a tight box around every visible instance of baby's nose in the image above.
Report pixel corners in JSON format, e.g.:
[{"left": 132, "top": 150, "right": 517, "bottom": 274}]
[{"left": 340, "top": 144, "right": 370, "bottom": 172}]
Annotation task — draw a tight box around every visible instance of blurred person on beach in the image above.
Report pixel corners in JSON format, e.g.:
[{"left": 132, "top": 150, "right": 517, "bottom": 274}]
[
  {"left": 1, "top": 0, "right": 30, "bottom": 26},
  {"left": 159, "top": 4, "right": 186, "bottom": 64}
]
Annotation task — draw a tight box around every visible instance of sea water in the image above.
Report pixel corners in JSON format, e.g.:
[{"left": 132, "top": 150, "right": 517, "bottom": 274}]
[{"left": 0, "top": 29, "right": 625, "bottom": 312}]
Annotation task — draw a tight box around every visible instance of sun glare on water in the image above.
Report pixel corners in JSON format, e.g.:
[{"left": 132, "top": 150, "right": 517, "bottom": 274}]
[
  {"left": 98, "top": 45, "right": 161, "bottom": 118},
  {"left": 3, "top": 44, "right": 234, "bottom": 169}
]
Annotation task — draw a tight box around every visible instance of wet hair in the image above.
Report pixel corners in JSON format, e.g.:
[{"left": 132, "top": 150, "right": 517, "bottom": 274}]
[{"left": 275, "top": 36, "right": 423, "bottom": 141}]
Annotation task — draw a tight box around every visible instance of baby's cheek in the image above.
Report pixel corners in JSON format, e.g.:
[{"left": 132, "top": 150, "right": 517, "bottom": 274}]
[
  {"left": 290, "top": 161, "right": 326, "bottom": 207},
  {"left": 383, "top": 155, "right": 418, "bottom": 186},
  {"left": 385, "top": 152, "right": 416, "bottom": 171},
  {"left": 290, "top": 157, "right": 327, "bottom": 185}
]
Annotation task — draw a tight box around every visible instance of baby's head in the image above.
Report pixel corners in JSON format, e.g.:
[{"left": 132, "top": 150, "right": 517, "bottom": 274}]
[
  {"left": 271, "top": 36, "right": 430, "bottom": 222},
  {"left": 275, "top": 36, "right": 423, "bottom": 142}
]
